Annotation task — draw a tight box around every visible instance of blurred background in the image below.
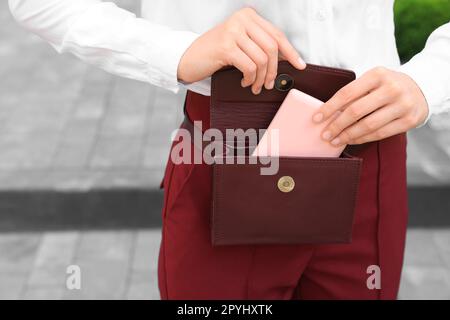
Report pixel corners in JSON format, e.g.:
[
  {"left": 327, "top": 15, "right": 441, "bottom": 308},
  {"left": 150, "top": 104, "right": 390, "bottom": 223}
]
[{"left": 0, "top": 0, "right": 450, "bottom": 300}]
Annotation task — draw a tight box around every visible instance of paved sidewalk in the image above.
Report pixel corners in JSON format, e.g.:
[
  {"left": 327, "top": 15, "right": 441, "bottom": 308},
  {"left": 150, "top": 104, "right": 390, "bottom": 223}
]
[
  {"left": 0, "top": 228, "right": 450, "bottom": 300},
  {"left": 0, "top": 0, "right": 184, "bottom": 191},
  {"left": 0, "top": 229, "right": 161, "bottom": 299}
]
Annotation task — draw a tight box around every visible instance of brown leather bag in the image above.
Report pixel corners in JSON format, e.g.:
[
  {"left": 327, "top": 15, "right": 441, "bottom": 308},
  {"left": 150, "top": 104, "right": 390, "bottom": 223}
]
[{"left": 209, "top": 62, "right": 363, "bottom": 245}]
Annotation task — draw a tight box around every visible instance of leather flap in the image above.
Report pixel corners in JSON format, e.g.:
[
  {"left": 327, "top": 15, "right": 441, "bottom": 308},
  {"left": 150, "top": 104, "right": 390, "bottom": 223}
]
[{"left": 212, "top": 155, "right": 362, "bottom": 245}]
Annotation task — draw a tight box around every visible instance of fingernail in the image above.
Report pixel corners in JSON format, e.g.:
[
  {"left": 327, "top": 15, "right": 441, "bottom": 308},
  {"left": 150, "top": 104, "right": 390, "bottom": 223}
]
[
  {"left": 253, "top": 87, "right": 261, "bottom": 95},
  {"left": 298, "top": 57, "right": 306, "bottom": 69},
  {"left": 313, "top": 113, "right": 323, "bottom": 123},
  {"left": 322, "top": 131, "right": 332, "bottom": 141},
  {"left": 266, "top": 80, "right": 274, "bottom": 90},
  {"left": 331, "top": 138, "right": 341, "bottom": 146}
]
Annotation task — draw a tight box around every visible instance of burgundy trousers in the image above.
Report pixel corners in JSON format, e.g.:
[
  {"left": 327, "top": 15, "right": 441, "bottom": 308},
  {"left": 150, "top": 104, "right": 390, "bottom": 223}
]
[{"left": 158, "top": 91, "right": 408, "bottom": 300}]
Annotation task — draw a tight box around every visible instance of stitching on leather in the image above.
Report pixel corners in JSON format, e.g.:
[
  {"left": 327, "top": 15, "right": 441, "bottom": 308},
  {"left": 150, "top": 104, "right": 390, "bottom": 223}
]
[
  {"left": 213, "top": 62, "right": 354, "bottom": 79},
  {"left": 346, "top": 158, "right": 363, "bottom": 241},
  {"left": 211, "top": 62, "right": 355, "bottom": 104},
  {"left": 216, "top": 159, "right": 362, "bottom": 166},
  {"left": 211, "top": 158, "right": 362, "bottom": 244},
  {"left": 302, "top": 64, "right": 355, "bottom": 77},
  {"left": 213, "top": 100, "right": 283, "bottom": 105}
]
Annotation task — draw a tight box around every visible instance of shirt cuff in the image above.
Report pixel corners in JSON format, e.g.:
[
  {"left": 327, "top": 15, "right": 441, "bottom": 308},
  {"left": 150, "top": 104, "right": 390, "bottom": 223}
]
[
  {"left": 179, "top": 77, "right": 212, "bottom": 96},
  {"left": 154, "top": 30, "right": 201, "bottom": 94},
  {"left": 397, "top": 55, "right": 442, "bottom": 128}
]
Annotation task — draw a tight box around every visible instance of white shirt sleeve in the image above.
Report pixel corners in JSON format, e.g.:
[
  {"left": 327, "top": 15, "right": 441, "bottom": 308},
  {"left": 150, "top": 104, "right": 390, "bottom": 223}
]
[
  {"left": 8, "top": 0, "right": 201, "bottom": 94},
  {"left": 398, "top": 22, "right": 450, "bottom": 126}
]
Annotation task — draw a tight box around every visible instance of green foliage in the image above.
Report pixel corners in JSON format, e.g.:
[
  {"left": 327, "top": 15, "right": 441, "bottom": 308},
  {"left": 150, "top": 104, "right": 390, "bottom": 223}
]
[{"left": 395, "top": 0, "right": 450, "bottom": 62}]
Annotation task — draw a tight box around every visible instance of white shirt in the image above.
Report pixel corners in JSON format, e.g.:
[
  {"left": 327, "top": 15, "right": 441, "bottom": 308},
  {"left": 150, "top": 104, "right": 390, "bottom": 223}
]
[{"left": 8, "top": 0, "right": 450, "bottom": 124}]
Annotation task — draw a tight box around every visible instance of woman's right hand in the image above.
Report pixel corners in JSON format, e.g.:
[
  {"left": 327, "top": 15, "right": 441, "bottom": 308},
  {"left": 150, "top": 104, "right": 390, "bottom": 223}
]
[{"left": 177, "top": 7, "right": 306, "bottom": 95}]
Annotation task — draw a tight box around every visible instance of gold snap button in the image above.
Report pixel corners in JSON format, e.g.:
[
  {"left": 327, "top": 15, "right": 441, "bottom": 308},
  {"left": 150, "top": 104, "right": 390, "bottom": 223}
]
[
  {"left": 277, "top": 176, "right": 295, "bottom": 193},
  {"left": 275, "top": 74, "right": 294, "bottom": 91}
]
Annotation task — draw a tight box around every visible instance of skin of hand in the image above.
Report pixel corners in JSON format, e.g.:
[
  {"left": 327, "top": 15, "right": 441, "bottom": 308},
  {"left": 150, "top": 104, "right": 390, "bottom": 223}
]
[
  {"left": 177, "top": 7, "right": 306, "bottom": 95},
  {"left": 312, "top": 67, "right": 429, "bottom": 145}
]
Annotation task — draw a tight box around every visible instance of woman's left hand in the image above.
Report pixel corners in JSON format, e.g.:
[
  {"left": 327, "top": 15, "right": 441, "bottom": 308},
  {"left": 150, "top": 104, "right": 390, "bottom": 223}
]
[{"left": 312, "top": 66, "right": 429, "bottom": 146}]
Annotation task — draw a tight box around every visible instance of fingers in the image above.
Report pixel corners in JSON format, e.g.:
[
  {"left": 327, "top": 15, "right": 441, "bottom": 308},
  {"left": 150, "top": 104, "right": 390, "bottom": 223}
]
[
  {"left": 249, "top": 12, "right": 306, "bottom": 70},
  {"left": 224, "top": 8, "right": 306, "bottom": 95},
  {"left": 332, "top": 104, "right": 405, "bottom": 146},
  {"left": 348, "top": 118, "right": 408, "bottom": 145},
  {"left": 320, "top": 88, "right": 391, "bottom": 143},
  {"left": 308, "top": 66, "right": 426, "bottom": 146},
  {"left": 245, "top": 23, "right": 279, "bottom": 90},
  {"left": 313, "top": 70, "right": 382, "bottom": 123},
  {"left": 241, "top": 17, "right": 303, "bottom": 94},
  {"left": 236, "top": 34, "right": 268, "bottom": 94},
  {"left": 229, "top": 47, "right": 257, "bottom": 87}
]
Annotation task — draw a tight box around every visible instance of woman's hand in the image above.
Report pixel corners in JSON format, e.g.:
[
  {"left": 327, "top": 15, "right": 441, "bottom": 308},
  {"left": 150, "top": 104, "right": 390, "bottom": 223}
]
[
  {"left": 177, "top": 7, "right": 306, "bottom": 95},
  {"left": 312, "top": 67, "right": 429, "bottom": 145}
]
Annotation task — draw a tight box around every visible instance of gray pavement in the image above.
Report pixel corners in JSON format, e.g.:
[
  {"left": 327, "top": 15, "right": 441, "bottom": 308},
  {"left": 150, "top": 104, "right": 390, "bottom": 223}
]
[
  {"left": 0, "top": 228, "right": 449, "bottom": 300},
  {"left": 0, "top": 229, "right": 161, "bottom": 300},
  {"left": 0, "top": 0, "right": 184, "bottom": 191}
]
